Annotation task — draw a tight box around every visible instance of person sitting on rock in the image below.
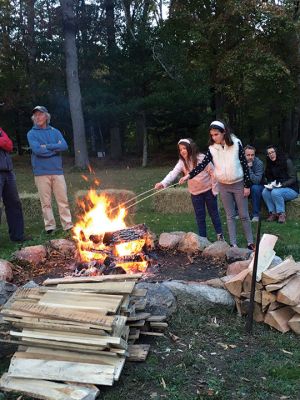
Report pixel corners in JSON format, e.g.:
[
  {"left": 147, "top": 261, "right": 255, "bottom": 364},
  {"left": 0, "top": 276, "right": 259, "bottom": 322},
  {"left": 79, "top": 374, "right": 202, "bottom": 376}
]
[
  {"left": 262, "top": 145, "right": 299, "bottom": 223},
  {"left": 154, "top": 138, "right": 224, "bottom": 242},
  {"left": 244, "top": 145, "right": 265, "bottom": 222}
]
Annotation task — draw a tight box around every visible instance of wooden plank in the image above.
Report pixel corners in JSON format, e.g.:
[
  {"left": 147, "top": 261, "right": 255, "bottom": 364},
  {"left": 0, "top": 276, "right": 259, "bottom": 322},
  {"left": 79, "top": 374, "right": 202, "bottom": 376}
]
[
  {"left": 10, "top": 329, "right": 127, "bottom": 349},
  {"left": 127, "top": 344, "right": 150, "bottom": 362},
  {"left": 3, "top": 318, "right": 106, "bottom": 336},
  {"left": 127, "top": 312, "right": 151, "bottom": 322},
  {"left": 24, "top": 347, "right": 126, "bottom": 381},
  {"left": 131, "top": 288, "right": 147, "bottom": 297},
  {"left": 288, "top": 314, "right": 300, "bottom": 335},
  {"left": 149, "top": 322, "right": 168, "bottom": 329},
  {"left": 276, "top": 275, "right": 300, "bottom": 306},
  {"left": 224, "top": 268, "right": 249, "bottom": 297},
  {"left": 56, "top": 281, "right": 136, "bottom": 294},
  {"left": 39, "top": 291, "right": 123, "bottom": 313},
  {"left": 264, "top": 307, "right": 295, "bottom": 333},
  {"left": 139, "top": 331, "right": 165, "bottom": 337},
  {"left": 5, "top": 302, "right": 114, "bottom": 327},
  {"left": 261, "top": 257, "right": 299, "bottom": 285},
  {"left": 0, "top": 373, "right": 100, "bottom": 400},
  {"left": 7, "top": 358, "right": 115, "bottom": 386},
  {"left": 146, "top": 315, "right": 167, "bottom": 322},
  {"left": 43, "top": 274, "right": 142, "bottom": 286}
]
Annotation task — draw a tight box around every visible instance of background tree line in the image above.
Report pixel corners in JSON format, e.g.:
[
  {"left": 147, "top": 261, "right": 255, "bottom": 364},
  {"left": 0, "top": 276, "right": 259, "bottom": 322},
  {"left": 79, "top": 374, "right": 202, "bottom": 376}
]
[{"left": 0, "top": 0, "right": 300, "bottom": 167}]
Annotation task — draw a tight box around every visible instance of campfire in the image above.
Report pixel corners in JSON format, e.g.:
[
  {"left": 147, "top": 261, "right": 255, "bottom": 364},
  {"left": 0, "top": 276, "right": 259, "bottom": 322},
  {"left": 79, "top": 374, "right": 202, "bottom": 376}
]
[{"left": 72, "top": 189, "right": 152, "bottom": 276}]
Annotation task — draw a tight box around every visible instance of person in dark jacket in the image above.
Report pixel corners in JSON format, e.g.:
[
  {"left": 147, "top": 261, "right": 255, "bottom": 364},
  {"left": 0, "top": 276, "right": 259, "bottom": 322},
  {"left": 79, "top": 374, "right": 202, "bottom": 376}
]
[
  {"left": 27, "top": 106, "right": 73, "bottom": 233},
  {"left": 262, "top": 145, "right": 299, "bottom": 223},
  {"left": 244, "top": 145, "right": 265, "bottom": 222},
  {"left": 0, "top": 127, "right": 28, "bottom": 242}
]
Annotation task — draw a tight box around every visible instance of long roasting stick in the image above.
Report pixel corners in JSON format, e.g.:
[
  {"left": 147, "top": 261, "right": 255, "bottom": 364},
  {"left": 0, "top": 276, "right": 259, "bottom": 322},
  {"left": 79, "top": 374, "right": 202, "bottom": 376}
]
[{"left": 109, "top": 182, "right": 179, "bottom": 214}]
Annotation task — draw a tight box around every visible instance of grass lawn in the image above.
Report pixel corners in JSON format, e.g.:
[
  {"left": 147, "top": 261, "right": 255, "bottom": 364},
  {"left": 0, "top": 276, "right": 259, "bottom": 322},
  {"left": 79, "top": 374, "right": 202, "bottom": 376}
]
[{"left": 0, "top": 156, "right": 300, "bottom": 399}]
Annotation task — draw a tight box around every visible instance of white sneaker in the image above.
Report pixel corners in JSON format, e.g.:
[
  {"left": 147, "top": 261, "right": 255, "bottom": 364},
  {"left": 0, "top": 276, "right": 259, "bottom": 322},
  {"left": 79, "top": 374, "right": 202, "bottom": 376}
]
[
  {"left": 251, "top": 216, "right": 259, "bottom": 222},
  {"left": 235, "top": 215, "right": 240, "bottom": 220}
]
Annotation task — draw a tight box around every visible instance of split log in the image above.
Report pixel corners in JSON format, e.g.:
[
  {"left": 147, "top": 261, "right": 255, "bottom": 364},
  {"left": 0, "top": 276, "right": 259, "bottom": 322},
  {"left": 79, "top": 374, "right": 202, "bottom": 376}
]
[
  {"left": 253, "top": 302, "right": 265, "bottom": 323},
  {"left": 264, "top": 307, "right": 295, "bottom": 333},
  {"left": 248, "top": 233, "right": 278, "bottom": 281},
  {"left": 242, "top": 272, "right": 263, "bottom": 293},
  {"left": 224, "top": 268, "right": 249, "bottom": 297},
  {"left": 288, "top": 314, "right": 300, "bottom": 335},
  {"left": 261, "top": 256, "right": 299, "bottom": 286},
  {"left": 265, "top": 276, "right": 293, "bottom": 292},
  {"left": 276, "top": 275, "right": 300, "bottom": 306},
  {"left": 261, "top": 290, "right": 277, "bottom": 309}
]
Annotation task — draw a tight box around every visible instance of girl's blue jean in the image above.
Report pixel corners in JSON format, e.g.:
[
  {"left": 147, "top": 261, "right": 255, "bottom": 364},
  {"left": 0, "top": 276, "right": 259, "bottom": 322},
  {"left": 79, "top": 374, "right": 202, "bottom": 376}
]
[
  {"left": 262, "top": 187, "right": 298, "bottom": 213},
  {"left": 190, "top": 189, "right": 223, "bottom": 238}
]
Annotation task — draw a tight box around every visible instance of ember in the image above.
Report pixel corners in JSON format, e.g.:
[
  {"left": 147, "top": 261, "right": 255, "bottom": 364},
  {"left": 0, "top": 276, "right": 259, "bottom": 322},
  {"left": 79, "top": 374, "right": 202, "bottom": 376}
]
[{"left": 73, "top": 190, "right": 152, "bottom": 275}]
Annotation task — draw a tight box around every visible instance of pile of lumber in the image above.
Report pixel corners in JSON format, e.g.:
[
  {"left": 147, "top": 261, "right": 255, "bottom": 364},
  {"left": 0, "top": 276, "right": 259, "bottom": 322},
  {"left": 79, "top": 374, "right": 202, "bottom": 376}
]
[
  {"left": 0, "top": 273, "right": 168, "bottom": 399},
  {"left": 225, "top": 255, "right": 300, "bottom": 334}
]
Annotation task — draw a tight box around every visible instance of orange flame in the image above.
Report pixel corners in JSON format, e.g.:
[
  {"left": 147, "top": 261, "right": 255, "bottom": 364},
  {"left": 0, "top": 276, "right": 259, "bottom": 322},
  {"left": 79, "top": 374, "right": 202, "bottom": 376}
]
[{"left": 73, "top": 190, "right": 127, "bottom": 262}]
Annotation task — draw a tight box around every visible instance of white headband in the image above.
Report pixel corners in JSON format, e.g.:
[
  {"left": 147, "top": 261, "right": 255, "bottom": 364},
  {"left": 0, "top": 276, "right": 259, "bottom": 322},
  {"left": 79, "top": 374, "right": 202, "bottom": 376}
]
[
  {"left": 178, "top": 139, "right": 191, "bottom": 145},
  {"left": 210, "top": 120, "right": 225, "bottom": 130}
]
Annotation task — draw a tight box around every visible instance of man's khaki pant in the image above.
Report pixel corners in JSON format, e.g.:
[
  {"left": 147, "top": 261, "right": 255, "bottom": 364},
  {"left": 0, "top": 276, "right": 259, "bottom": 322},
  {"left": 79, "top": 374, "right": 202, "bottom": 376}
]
[{"left": 34, "top": 175, "right": 73, "bottom": 232}]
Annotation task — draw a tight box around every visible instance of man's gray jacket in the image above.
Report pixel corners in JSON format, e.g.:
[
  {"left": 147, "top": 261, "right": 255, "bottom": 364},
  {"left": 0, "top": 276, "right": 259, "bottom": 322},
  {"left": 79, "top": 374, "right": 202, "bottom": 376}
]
[{"left": 249, "top": 156, "right": 264, "bottom": 185}]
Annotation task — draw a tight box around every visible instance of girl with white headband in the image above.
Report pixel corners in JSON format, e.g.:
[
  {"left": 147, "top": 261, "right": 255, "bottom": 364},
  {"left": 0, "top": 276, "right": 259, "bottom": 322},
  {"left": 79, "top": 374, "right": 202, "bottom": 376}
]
[
  {"left": 154, "top": 138, "right": 224, "bottom": 241},
  {"left": 179, "top": 121, "right": 254, "bottom": 250}
]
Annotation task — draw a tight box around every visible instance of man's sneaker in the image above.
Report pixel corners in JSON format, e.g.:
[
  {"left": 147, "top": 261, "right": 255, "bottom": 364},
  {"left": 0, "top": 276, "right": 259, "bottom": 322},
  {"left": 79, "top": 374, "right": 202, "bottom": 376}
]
[
  {"left": 266, "top": 213, "right": 277, "bottom": 222},
  {"left": 251, "top": 216, "right": 259, "bottom": 222},
  {"left": 277, "top": 213, "right": 286, "bottom": 224},
  {"left": 247, "top": 243, "right": 256, "bottom": 251},
  {"left": 234, "top": 215, "right": 240, "bottom": 220},
  {"left": 46, "top": 229, "right": 55, "bottom": 234},
  {"left": 217, "top": 233, "right": 224, "bottom": 241}
]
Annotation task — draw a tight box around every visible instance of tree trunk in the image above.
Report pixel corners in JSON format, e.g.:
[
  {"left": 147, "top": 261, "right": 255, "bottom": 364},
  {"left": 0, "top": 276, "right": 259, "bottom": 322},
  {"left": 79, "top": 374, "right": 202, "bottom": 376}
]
[
  {"left": 105, "top": 0, "right": 122, "bottom": 160},
  {"left": 25, "top": 0, "right": 37, "bottom": 102},
  {"left": 136, "top": 112, "right": 148, "bottom": 167},
  {"left": 110, "top": 124, "right": 122, "bottom": 159},
  {"left": 60, "top": 0, "right": 89, "bottom": 168}
]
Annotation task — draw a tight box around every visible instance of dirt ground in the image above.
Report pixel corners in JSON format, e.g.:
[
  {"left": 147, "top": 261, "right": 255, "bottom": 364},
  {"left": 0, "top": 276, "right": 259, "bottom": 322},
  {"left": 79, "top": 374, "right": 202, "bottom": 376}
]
[{"left": 11, "top": 247, "right": 228, "bottom": 287}]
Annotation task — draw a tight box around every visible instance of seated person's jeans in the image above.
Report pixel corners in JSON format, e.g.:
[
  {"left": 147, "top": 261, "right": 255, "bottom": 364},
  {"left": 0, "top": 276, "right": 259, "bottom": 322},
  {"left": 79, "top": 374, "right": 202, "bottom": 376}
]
[{"left": 262, "top": 187, "right": 298, "bottom": 213}]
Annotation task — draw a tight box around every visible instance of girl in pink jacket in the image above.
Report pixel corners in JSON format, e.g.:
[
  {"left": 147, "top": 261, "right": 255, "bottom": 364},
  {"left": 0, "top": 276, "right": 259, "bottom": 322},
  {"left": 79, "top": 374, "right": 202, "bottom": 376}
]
[{"left": 155, "top": 138, "right": 223, "bottom": 241}]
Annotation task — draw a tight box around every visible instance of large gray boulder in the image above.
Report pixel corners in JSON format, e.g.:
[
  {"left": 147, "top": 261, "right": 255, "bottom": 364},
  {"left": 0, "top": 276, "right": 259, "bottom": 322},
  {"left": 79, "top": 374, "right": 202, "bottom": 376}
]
[
  {"left": 0, "top": 281, "right": 18, "bottom": 306},
  {"left": 135, "top": 282, "right": 177, "bottom": 316},
  {"left": 162, "top": 280, "right": 235, "bottom": 308},
  {"left": 226, "top": 247, "right": 252, "bottom": 263}
]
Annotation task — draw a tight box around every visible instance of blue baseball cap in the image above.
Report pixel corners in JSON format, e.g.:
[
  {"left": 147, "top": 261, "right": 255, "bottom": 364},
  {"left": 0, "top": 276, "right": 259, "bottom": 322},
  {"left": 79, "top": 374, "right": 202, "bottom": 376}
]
[{"left": 32, "top": 105, "right": 48, "bottom": 114}]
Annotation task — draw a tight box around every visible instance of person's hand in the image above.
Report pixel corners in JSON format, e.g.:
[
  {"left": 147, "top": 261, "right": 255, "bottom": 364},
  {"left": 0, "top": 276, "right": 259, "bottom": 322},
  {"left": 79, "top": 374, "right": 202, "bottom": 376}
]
[
  {"left": 58, "top": 140, "right": 61, "bottom": 144},
  {"left": 154, "top": 183, "right": 164, "bottom": 190},
  {"left": 179, "top": 175, "right": 189, "bottom": 185},
  {"left": 248, "top": 162, "right": 253, "bottom": 168},
  {"left": 244, "top": 188, "right": 250, "bottom": 197},
  {"left": 40, "top": 144, "right": 46, "bottom": 148}
]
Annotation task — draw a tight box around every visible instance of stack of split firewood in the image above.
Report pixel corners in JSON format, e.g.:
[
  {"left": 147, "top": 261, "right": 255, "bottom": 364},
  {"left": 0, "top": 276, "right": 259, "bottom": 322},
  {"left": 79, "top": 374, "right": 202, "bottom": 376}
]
[
  {"left": 0, "top": 273, "right": 168, "bottom": 400},
  {"left": 224, "top": 235, "right": 300, "bottom": 334}
]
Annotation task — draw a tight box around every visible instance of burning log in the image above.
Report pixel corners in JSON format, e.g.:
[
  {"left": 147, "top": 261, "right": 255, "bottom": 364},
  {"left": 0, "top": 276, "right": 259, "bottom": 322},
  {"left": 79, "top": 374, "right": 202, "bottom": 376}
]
[{"left": 104, "top": 224, "right": 149, "bottom": 246}]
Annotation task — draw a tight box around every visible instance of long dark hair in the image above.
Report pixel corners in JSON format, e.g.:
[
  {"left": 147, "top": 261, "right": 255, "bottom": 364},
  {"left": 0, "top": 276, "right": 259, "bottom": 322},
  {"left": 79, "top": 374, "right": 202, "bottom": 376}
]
[
  {"left": 177, "top": 138, "right": 199, "bottom": 171},
  {"left": 265, "top": 145, "right": 288, "bottom": 176},
  {"left": 208, "top": 120, "right": 234, "bottom": 146}
]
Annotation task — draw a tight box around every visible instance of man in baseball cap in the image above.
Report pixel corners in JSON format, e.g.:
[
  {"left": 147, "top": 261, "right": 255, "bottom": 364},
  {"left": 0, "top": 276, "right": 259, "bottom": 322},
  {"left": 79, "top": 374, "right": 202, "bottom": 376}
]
[{"left": 27, "top": 106, "right": 73, "bottom": 234}]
